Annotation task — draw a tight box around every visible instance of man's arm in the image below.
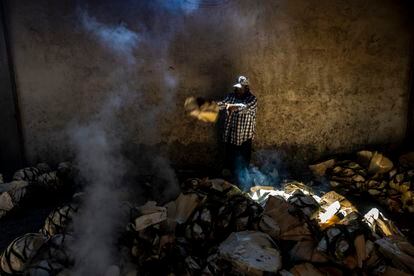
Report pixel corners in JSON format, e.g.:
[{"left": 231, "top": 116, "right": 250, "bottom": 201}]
[
  {"left": 216, "top": 94, "right": 231, "bottom": 110},
  {"left": 236, "top": 95, "right": 257, "bottom": 115}
]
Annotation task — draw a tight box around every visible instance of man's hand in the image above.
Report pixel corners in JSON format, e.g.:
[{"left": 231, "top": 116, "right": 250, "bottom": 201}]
[
  {"left": 227, "top": 105, "right": 238, "bottom": 112},
  {"left": 226, "top": 103, "right": 246, "bottom": 113}
]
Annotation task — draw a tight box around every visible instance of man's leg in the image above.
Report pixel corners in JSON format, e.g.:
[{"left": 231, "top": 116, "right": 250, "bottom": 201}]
[
  {"left": 223, "top": 143, "right": 236, "bottom": 179},
  {"left": 235, "top": 139, "right": 253, "bottom": 190},
  {"left": 240, "top": 139, "right": 252, "bottom": 165}
]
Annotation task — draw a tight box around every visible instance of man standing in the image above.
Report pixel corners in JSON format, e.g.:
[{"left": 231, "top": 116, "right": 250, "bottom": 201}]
[{"left": 217, "top": 76, "right": 257, "bottom": 187}]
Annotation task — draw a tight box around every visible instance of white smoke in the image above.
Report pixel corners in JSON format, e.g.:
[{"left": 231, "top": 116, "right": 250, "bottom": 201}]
[
  {"left": 68, "top": 3, "right": 202, "bottom": 273},
  {"left": 237, "top": 149, "right": 284, "bottom": 191},
  {"left": 158, "top": 0, "right": 201, "bottom": 14},
  {"left": 68, "top": 95, "right": 129, "bottom": 275},
  {"left": 80, "top": 10, "right": 140, "bottom": 64}
]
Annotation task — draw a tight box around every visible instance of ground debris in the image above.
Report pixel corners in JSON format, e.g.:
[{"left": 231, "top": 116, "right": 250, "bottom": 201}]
[
  {"left": 311, "top": 151, "right": 414, "bottom": 214},
  {"left": 1, "top": 169, "right": 414, "bottom": 275},
  {"left": 217, "top": 231, "right": 282, "bottom": 275},
  {"left": 0, "top": 180, "right": 28, "bottom": 219},
  {"left": 0, "top": 162, "right": 73, "bottom": 220},
  {"left": 0, "top": 233, "right": 47, "bottom": 275}
]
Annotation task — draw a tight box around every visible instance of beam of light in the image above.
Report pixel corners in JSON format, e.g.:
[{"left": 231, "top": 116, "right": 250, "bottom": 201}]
[
  {"left": 362, "top": 207, "right": 403, "bottom": 237},
  {"left": 319, "top": 201, "right": 340, "bottom": 223}
]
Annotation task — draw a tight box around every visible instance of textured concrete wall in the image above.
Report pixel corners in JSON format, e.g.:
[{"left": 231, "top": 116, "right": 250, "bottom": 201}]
[
  {"left": 0, "top": 4, "right": 24, "bottom": 174},
  {"left": 5, "top": 0, "right": 413, "bottom": 169},
  {"left": 406, "top": 19, "right": 414, "bottom": 148}
]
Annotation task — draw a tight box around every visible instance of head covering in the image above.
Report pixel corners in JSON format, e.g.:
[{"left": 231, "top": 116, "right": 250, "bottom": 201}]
[{"left": 233, "top": 75, "right": 249, "bottom": 88}]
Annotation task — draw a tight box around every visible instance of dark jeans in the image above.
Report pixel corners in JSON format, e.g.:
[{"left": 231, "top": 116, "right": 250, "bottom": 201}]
[{"left": 224, "top": 139, "right": 252, "bottom": 187}]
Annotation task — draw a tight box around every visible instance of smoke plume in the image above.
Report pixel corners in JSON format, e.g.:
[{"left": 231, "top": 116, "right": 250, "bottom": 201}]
[
  {"left": 68, "top": 95, "right": 128, "bottom": 275},
  {"left": 67, "top": 2, "right": 203, "bottom": 273},
  {"left": 237, "top": 149, "right": 285, "bottom": 191},
  {"left": 80, "top": 10, "right": 140, "bottom": 64}
]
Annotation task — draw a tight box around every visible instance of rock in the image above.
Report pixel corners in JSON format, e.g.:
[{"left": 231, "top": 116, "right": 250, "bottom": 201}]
[
  {"left": 283, "top": 181, "right": 314, "bottom": 195},
  {"left": 0, "top": 233, "right": 47, "bottom": 274},
  {"left": 290, "top": 263, "right": 324, "bottom": 276},
  {"left": 368, "top": 152, "right": 393, "bottom": 174},
  {"left": 368, "top": 189, "right": 382, "bottom": 196},
  {"left": 173, "top": 193, "right": 204, "bottom": 224},
  {"left": 279, "top": 269, "right": 294, "bottom": 276},
  {"left": 42, "top": 203, "right": 79, "bottom": 237},
  {"left": 249, "top": 185, "right": 289, "bottom": 205},
  {"left": 262, "top": 196, "right": 312, "bottom": 241},
  {"left": 56, "top": 162, "right": 75, "bottom": 184},
  {"left": 401, "top": 191, "right": 414, "bottom": 211},
  {"left": 0, "top": 180, "right": 29, "bottom": 218},
  {"left": 37, "top": 171, "right": 62, "bottom": 191},
  {"left": 316, "top": 210, "right": 371, "bottom": 267},
  {"left": 381, "top": 266, "right": 413, "bottom": 276},
  {"left": 133, "top": 202, "right": 167, "bottom": 231},
  {"left": 342, "top": 254, "right": 358, "bottom": 270},
  {"left": 218, "top": 231, "right": 282, "bottom": 275},
  {"left": 357, "top": 150, "right": 373, "bottom": 168},
  {"left": 352, "top": 174, "right": 365, "bottom": 182},
  {"left": 309, "top": 159, "right": 335, "bottom": 178},
  {"left": 185, "top": 192, "right": 262, "bottom": 245},
  {"left": 13, "top": 166, "right": 45, "bottom": 183},
  {"left": 347, "top": 162, "right": 363, "bottom": 170},
  {"left": 354, "top": 234, "right": 366, "bottom": 268},
  {"left": 207, "top": 178, "right": 241, "bottom": 194},
  {"left": 363, "top": 208, "right": 403, "bottom": 238},
  {"left": 319, "top": 191, "right": 345, "bottom": 205},
  {"left": 330, "top": 181, "right": 341, "bottom": 188},
  {"left": 397, "top": 239, "right": 414, "bottom": 256},
  {"left": 399, "top": 152, "right": 414, "bottom": 168},
  {"left": 36, "top": 163, "right": 52, "bottom": 174},
  {"left": 318, "top": 201, "right": 340, "bottom": 225},
  {"left": 258, "top": 214, "right": 280, "bottom": 240},
  {"left": 0, "top": 190, "right": 14, "bottom": 213},
  {"left": 56, "top": 269, "right": 71, "bottom": 276},
  {"left": 27, "top": 260, "right": 55, "bottom": 276},
  {"left": 376, "top": 237, "right": 414, "bottom": 274},
  {"left": 185, "top": 256, "right": 202, "bottom": 274},
  {"left": 331, "top": 176, "right": 353, "bottom": 184},
  {"left": 317, "top": 266, "right": 343, "bottom": 276},
  {"left": 287, "top": 190, "right": 319, "bottom": 218},
  {"left": 319, "top": 191, "right": 357, "bottom": 217},
  {"left": 289, "top": 240, "right": 329, "bottom": 263},
  {"left": 26, "top": 234, "right": 74, "bottom": 276},
  {"left": 317, "top": 191, "right": 358, "bottom": 229}
]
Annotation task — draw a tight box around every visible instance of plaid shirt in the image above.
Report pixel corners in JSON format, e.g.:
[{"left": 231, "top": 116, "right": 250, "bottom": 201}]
[{"left": 217, "top": 91, "right": 257, "bottom": 145}]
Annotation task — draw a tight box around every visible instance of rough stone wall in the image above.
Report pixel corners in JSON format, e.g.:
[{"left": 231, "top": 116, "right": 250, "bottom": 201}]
[{"left": 5, "top": 0, "right": 413, "bottom": 169}]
